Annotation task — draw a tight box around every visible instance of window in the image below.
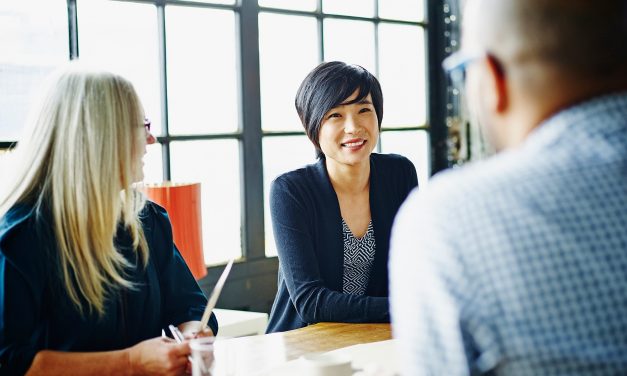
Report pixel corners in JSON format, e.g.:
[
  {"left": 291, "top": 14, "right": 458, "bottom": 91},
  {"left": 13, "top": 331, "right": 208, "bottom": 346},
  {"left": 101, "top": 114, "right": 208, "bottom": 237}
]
[
  {"left": 0, "top": 0, "right": 68, "bottom": 141},
  {"left": 1, "top": 0, "right": 447, "bottom": 312},
  {"left": 78, "top": 0, "right": 243, "bottom": 265}
]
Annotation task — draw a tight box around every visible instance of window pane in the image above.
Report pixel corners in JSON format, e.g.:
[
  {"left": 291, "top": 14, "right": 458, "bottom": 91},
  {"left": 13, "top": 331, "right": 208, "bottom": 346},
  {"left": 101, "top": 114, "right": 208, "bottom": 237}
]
[
  {"left": 170, "top": 140, "right": 242, "bottom": 265},
  {"left": 259, "top": 13, "right": 318, "bottom": 132},
  {"left": 378, "top": 0, "right": 424, "bottom": 22},
  {"left": 323, "top": 19, "right": 375, "bottom": 73},
  {"left": 175, "top": 0, "right": 235, "bottom": 4},
  {"left": 142, "top": 143, "right": 163, "bottom": 184},
  {"left": 258, "top": 0, "right": 316, "bottom": 12},
  {"left": 263, "top": 136, "right": 317, "bottom": 257},
  {"left": 378, "top": 23, "right": 426, "bottom": 127},
  {"left": 77, "top": 0, "right": 162, "bottom": 135},
  {"left": 0, "top": 0, "right": 68, "bottom": 140},
  {"left": 380, "top": 130, "right": 430, "bottom": 186},
  {"left": 322, "top": 0, "right": 375, "bottom": 18},
  {"left": 166, "top": 7, "right": 238, "bottom": 134}
]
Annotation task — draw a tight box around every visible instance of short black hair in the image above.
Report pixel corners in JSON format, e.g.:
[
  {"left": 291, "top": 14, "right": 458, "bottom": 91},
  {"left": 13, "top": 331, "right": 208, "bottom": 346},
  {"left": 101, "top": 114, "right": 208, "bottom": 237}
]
[{"left": 295, "top": 61, "right": 383, "bottom": 159}]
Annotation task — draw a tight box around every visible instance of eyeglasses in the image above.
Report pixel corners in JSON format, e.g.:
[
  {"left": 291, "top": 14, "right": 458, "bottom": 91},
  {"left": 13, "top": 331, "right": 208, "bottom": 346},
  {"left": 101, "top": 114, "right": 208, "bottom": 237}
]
[
  {"left": 144, "top": 118, "right": 151, "bottom": 132},
  {"left": 442, "top": 50, "right": 484, "bottom": 86}
]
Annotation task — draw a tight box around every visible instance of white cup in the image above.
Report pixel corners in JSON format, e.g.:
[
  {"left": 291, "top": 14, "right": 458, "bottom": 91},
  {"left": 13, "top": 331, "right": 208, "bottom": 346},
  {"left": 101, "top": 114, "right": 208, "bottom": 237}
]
[
  {"left": 298, "top": 353, "right": 353, "bottom": 376},
  {"left": 189, "top": 337, "right": 216, "bottom": 376}
]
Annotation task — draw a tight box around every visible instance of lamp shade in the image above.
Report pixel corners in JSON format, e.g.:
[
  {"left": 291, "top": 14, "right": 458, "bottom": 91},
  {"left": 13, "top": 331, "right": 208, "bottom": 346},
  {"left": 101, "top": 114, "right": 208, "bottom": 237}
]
[{"left": 143, "top": 182, "right": 207, "bottom": 280}]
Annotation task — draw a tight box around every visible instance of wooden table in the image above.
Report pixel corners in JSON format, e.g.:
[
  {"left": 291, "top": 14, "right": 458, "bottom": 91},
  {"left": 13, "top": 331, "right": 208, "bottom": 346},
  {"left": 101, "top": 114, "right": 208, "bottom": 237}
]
[{"left": 212, "top": 323, "right": 391, "bottom": 375}]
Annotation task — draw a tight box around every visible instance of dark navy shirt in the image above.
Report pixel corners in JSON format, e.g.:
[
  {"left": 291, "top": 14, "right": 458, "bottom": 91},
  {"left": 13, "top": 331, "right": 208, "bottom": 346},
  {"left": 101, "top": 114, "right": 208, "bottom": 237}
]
[
  {"left": 266, "top": 153, "right": 418, "bottom": 333},
  {"left": 0, "top": 201, "right": 218, "bottom": 375}
]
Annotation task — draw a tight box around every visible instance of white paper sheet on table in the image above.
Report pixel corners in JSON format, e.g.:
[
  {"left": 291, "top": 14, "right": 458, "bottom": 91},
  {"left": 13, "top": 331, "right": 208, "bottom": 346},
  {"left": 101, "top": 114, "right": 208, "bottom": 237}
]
[{"left": 257, "top": 339, "right": 399, "bottom": 376}]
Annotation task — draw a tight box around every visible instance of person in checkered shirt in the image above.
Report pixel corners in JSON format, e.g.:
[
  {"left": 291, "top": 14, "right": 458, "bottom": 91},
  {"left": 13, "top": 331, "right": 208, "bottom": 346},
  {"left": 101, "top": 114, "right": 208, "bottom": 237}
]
[{"left": 390, "top": 0, "right": 627, "bottom": 374}]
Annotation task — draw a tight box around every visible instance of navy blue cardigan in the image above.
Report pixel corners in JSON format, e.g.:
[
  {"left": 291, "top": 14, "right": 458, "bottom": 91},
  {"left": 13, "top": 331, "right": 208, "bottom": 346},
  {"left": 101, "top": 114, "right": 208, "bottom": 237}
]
[
  {"left": 0, "top": 201, "right": 218, "bottom": 375},
  {"left": 266, "top": 153, "right": 418, "bottom": 333}
]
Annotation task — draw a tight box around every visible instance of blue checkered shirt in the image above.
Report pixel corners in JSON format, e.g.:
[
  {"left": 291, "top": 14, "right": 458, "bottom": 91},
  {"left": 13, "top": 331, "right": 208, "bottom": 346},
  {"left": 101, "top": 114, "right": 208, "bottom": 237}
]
[{"left": 390, "top": 92, "right": 627, "bottom": 376}]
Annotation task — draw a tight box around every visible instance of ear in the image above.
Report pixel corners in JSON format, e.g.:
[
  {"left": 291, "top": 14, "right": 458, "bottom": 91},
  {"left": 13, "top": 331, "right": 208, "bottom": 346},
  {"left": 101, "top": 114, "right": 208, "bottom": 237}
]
[{"left": 484, "top": 54, "right": 509, "bottom": 114}]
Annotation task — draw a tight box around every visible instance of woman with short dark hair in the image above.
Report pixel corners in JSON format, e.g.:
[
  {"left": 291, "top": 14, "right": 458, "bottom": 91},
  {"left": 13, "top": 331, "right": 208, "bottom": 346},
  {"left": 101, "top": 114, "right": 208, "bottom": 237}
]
[{"left": 266, "top": 61, "right": 418, "bottom": 333}]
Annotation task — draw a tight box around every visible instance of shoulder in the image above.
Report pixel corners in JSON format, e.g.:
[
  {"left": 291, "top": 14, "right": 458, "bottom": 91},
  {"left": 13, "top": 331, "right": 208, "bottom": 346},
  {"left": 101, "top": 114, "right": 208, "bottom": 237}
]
[
  {"left": 0, "top": 204, "right": 50, "bottom": 251},
  {"left": 142, "top": 199, "right": 169, "bottom": 219},
  {"left": 371, "top": 153, "right": 416, "bottom": 177},
  {"left": 139, "top": 200, "right": 173, "bottom": 236},
  {"left": 0, "top": 204, "right": 32, "bottom": 244},
  {"left": 370, "top": 154, "right": 418, "bottom": 196},
  {"left": 401, "top": 149, "right": 536, "bottom": 229},
  {"left": 0, "top": 204, "right": 53, "bottom": 282},
  {"left": 270, "top": 159, "right": 324, "bottom": 195},
  {"left": 273, "top": 160, "right": 321, "bottom": 185},
  {"left": 372, "top": 153, "right": 414, "bottom": 168}
]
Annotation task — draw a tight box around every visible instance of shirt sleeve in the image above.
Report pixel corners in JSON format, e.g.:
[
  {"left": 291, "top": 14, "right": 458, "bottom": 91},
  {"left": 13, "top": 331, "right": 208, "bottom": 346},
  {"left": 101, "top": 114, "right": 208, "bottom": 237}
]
[
  {"left": 389, "top": 189, "right": 474, "bottom": 376},
  {"left": 148, "top": 203, "right": 218, "bottom": 335},
  {"left": 270, "top": 177, "right": 388, "bottom": 325},
  {"left": 404, "top": 157, "right": 419, "bottom": 194},
  {"left": 0, "top": 252, "right": 43, "bottom": 375}
]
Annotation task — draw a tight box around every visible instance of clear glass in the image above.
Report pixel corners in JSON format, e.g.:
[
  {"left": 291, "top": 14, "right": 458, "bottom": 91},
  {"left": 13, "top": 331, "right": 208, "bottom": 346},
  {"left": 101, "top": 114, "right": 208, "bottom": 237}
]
[
  {"left": 380, "top": 130, "right": 430, "bottom": 186},
  {"left": 190, "top": 337, "right": 215, "bottom": 376},
  {"left": 259, "top": 13, "right": 319, "bottom": 132},
  {"left": 378, "top": 0, "right": 425, "bottom": 22},
  {"left": 0, "top": 0, "right": 68, "bottom": 141},
  {"left": 142, "top": 143, "right": 163, "bottom": 184},
  {"left": 166, "top": 7, "right": 238, "bottom": 134},
  {"left": 77, "top": 0, "right": 162, "bottom": 135},
  {"left": 322, "top": 0, "right": 375, "bottom": 18},
  {"left": 258, "top": 0, "right": 317, "bottom": 12},
  {"left": 378, "top": 23, "right": 426, "bottom": 127},
  {"left": 263, "top": 136, "right": 318, "bottom": 257},
  {"left": 323, "top": 19, "right": 376, "bottom": 73},
  {"left": 170, "top": 140, "right": 242, "bottom": 265}
]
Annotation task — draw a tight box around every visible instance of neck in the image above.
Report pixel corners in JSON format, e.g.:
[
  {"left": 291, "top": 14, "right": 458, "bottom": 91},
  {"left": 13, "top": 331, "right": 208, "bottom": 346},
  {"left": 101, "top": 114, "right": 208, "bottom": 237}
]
[
  {"left": 325, "top": 157, "right": 370, "bottom": 195},
  {"left": 505, "top": 67, "right": 627, "bottom": 148}
]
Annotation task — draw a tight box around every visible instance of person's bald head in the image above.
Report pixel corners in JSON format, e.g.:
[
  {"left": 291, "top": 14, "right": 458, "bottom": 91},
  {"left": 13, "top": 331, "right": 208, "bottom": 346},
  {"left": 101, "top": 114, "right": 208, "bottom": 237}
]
[
  {"left": 461, "top": 0, "right": 627, "bottom": 151},
  {"left": 465, "top": 0, "right": 627, "bottom": 80}
]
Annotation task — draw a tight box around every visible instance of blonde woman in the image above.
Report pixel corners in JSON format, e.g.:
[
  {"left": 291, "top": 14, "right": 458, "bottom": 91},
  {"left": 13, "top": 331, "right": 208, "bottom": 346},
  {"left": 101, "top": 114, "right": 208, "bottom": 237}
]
[{"left": 0, "top": 63, "right": 217, "bottom": 375}]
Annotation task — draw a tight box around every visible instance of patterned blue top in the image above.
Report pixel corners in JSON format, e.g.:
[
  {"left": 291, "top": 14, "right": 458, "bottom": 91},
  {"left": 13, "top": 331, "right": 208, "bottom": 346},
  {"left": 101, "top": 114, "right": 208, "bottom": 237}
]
[
  {"left": 342, "top": 219, "right": 376, "bottom": 295},
  {"left": 390, "top": 92, "right": 627, "bottom": 376}
]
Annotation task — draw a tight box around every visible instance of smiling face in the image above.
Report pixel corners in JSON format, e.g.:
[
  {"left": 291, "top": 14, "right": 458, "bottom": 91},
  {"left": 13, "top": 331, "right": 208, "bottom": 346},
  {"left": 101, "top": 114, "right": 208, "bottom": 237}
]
[{"left": 318, "top": 89, "right": 379, "bottom": 169}]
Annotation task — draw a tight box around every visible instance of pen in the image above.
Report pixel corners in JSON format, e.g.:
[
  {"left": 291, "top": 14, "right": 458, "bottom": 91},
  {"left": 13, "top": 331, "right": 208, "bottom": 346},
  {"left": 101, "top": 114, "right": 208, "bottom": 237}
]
[{"left": 168, "top": 324, "right": 185, "bottom": 343}]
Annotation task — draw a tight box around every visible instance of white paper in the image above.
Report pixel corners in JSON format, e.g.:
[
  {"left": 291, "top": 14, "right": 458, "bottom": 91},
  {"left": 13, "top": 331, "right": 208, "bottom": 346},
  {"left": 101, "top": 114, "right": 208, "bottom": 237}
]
[{"left": 257, "top": 339, "right": 399, "bottom": 376}]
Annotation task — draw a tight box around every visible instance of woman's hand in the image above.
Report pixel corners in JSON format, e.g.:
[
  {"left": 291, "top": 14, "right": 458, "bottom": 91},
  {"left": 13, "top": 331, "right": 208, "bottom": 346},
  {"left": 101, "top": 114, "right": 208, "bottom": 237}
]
[{"left": 128, "top": 337, "right": 190, "bottom": 376}]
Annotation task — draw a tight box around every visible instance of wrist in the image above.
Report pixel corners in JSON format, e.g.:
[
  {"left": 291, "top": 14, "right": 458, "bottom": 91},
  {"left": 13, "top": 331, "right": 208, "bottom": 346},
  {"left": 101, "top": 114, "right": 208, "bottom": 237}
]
[{"left": 125, "top": 346, "right": 136, "bottom": 376}]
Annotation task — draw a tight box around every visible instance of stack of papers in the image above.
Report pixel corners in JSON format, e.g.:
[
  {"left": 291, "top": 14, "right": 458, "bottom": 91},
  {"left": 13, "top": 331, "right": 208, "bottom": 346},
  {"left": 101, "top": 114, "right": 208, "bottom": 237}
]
[{"left": 256, "top": 339, "right": 400, "bottom": 376}]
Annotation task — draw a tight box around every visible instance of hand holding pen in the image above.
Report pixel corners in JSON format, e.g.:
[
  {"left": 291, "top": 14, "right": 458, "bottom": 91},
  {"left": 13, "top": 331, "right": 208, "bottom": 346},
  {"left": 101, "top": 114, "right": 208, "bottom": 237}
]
[{"left": 169, "top": 324, "right": 210, "bottom": 374}]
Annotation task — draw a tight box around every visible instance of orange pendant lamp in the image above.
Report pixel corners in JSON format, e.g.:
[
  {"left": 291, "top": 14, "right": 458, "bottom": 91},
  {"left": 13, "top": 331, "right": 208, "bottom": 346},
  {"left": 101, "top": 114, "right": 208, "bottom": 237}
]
[{"left": 143, "top": 182, "right": 207, "bottom": 280}]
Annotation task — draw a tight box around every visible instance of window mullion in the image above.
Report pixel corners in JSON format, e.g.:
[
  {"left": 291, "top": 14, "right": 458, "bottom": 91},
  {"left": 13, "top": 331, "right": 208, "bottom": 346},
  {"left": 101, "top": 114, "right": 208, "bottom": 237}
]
[
  {"left": 157, "top": 3, "right": 171, "bottom": 181},
  {"left": 238, "top": 0, "right": 265, "bottom": 260},
  {"left": 67, "top": 0, "right": 79, "bottom": 59}
]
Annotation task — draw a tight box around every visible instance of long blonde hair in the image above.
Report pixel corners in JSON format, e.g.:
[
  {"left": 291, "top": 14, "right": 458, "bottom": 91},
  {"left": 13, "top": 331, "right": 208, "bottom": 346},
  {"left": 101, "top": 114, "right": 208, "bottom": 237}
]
[{"left": 0, "top": 63, "right": 149, "bottom": 316}]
